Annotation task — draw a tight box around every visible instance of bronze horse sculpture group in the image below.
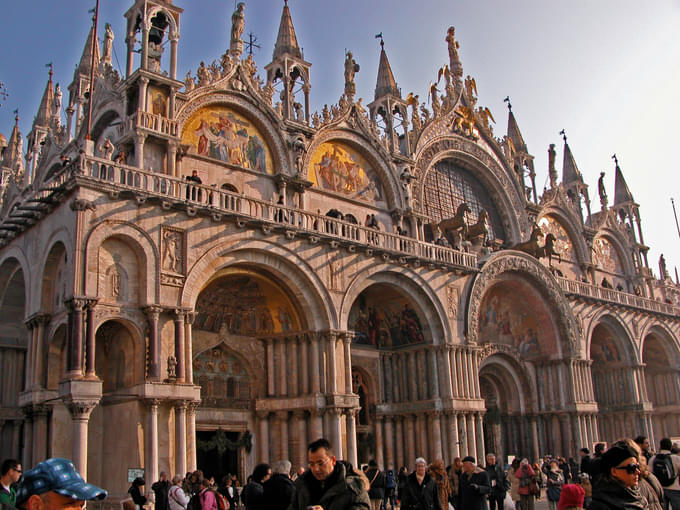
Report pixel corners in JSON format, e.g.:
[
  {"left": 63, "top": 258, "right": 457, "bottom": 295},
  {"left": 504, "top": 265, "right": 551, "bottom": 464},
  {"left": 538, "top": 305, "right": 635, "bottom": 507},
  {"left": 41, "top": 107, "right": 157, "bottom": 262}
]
[{"left": 511, "top": 223, "right": 561, "bottom": 265}]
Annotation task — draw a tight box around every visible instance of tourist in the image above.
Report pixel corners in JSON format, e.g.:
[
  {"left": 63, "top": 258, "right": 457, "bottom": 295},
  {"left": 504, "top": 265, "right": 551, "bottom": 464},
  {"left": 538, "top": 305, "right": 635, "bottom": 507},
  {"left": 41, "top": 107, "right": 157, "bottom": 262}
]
[
  {"left": 288, "top": 438, "right": 370, "bottom": 510},
  {"left": 508, "top": 458, "right": 522, "bottom": 509},
  {"left": 365, "top": 460, "right": 385, "bottom": 510},
  {"left": 0, "top": 459, "right": 21, "bottom": 507},
  {"left": 516, "top": 458, "right": 537, "bottom": 510},
  {"left": 579, "top": 449, "right": 591, "bottom": 479},
  {"left": 589, "top": 442, "right": 646, "bottom": 510},
  {"left": 152, "top": 472, "right": 171, "bottom": 510},
  {"left": 400, "top": 457, "right": 441, "bottom": 510},
  {"left": 638, "top": 455, "right": 663, "bottom": 510},
  {"left": 546, "top": 460, "right": 565, "bottom": 510},
  {"left": 217, "top": 475, "right": 237, "bottom": 509},
  {"left": 241, "top": 463, "right": 270, "bottom": 510},
  {"left": 458, "top": 456, "right": 490, "bottom": 510},
  {"left": 383, "top": 467, "right": 396, "bottom": 510},
  {"left": 15, "top": 458, "right": 106, "bottom": 510},
  {"left": 635, "top": 436, "right": 653, "bottom": 462},
  {"left": 168, "top": 475, "right": 190, "bottom": 510},
  {"left": 198, "top": 479, "right": 216, "bottom": 510},
  {"left": 447, "top": 457, "right": 463, "bottom": 509},
  {"left": 129, "top": 477, "right": 147, "bottom": 510},
  {"left": 428, "top": 459, "right": 451, "bottom": 510},
  {"left": 262, "top": 460, "right": 295, "bottom": 510},
  {"left": 650, "top": 437, "right": 680, "bottom": 510},
  {"left": 485, "top": 453, "right": 508, "bottom": 510},
  {"left": 557, "top": 483, "right": 585, "bottom": 510}
]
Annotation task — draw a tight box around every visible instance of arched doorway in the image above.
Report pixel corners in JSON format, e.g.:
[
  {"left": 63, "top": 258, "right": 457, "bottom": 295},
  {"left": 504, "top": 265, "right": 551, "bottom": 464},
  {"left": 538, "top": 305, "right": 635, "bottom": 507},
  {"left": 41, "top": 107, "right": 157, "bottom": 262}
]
[{"left": 642, "top": 330, "right": 680, "bottom": 440}]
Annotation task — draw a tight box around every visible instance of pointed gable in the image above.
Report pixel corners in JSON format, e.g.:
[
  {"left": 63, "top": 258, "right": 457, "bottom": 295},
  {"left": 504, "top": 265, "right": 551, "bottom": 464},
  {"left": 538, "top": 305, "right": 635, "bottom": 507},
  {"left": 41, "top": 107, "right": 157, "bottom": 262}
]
[
  {"left": 613, "top": 163, "right": 634, "bottom": 205},
  {"left": 507, "top": 111, "right": 527, "bottom": 154},
  {"left": 2, "top": 115, "right": 23, "bottom": 171},
  {"left": 76, "top": 24, "right": 100, "bottom": 77},
  {"left": 374, "top": 42, "right": 400, "bottom": 100},
  {"left": 273, "top": 1, "right": 301, "bottom": 60},
  {"left": 562, "top": 141, "right": 583, "bottom": 185},
  {"left": 33, "top": 69, "right": 55, "bottom": 128}
]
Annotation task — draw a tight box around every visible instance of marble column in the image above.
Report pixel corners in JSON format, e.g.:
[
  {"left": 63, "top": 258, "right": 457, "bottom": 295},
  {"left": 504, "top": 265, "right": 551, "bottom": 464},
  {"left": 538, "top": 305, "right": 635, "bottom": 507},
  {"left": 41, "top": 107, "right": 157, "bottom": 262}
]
[
  {"left": 290, "top": 337, "right": 299, "bottom": 397},
  {"left": 428, "top": 349, "right": 440, "bottom": 399},
  {"left": 529, "top": 415, "right": 539, "bottom": 461},
  {"left": 329, "top": 408, "right": 342, "bottom": 455},
  {"left": 405, "top": 415, "right": 416, "bottom": 466},
  {"left": 310, "top": 408, "right": 324, "bottom": 440},
  {"left": 439, "top": 347, "right": 453, "bottom": 399},
  {"left": 187, "top": 403, "right": 198, "bottom": 471},
  {"left": 144, "top": 306, "right": 162, "bottom": 381},
  {"left": 343, "top": 335, "right": 353, "bottom": 395},
  {"left": 257, "top": 411, "right": 270, "bottom": 462},
  {"left": 300, "top": 336, "right": 309, "bottom": 394},
  {"left": 384, "top": 416, "right": 395, "bottom": 469},
  {"left": 448, "top": 412, "right": 460, "bottom": 460},
  {"left": 408, "top": 354, "right": 418, "bottom": 401},
  {"left": 146, "top": 400, "right": 160, "bottom": 486},
  {"left": 84, "top": 302, "right": 98, "bottom": 378},
  {"left": 415, "top": 414, "right": 426, "bottom": 460},
  {"left": 21, "top": 410, "right": 33, "bottom": 469},
  {"left": 466, "top": 413, "right": 476, "bottom": 458},
  {"left": 327, "top": 333, "right": 338, "bottom": 394},
  {"left": 175, "top": 402, "right": 187, "bottom": 476},
  {"left": 277, "top": 338, "right": 288, "bottom": 397},
  {"left": 276, "top": 411, "right": 289, "bottom": 461},
  {"left": 66, "top": 298, "right": 86, "bottom": 377},
  {"left": 173, "top": 310, "right": 185, "bottom": 382},
  {"left": 374, "top": 415, "right": 384, "bottom": 468},
  {"left": 65, "top": 400, "right": 98, "bottom": 479},
  {"left": 310, "top": 335, "right": 321, "bottom": 393},
  {"left": 395, "top": 417, "right": 404, "bottom": 469},
  {"left": 475, "top": 412, "right": 485, "bottom": 463},
  {"left": 31, "top": 405, "right": 49, "bottom": 467},
  {"left": 292, "top": 411, "right": 307, "bottom": 470},
  {"left": 429, "top": 412, "right": 443, "bottom": 462},
  {"left": 184, "top": 312, "right": 195, "bottom": 383},
  {"left": 345, "top": 409, "right": 358, "bottom": 466}
]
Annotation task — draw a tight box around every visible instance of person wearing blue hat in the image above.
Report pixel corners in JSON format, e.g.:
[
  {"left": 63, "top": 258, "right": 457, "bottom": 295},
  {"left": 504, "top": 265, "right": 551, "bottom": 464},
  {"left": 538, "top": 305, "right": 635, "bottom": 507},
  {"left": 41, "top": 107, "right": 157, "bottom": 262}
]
[{"left": 15, "top": 458, "right": 106, "bottom": 510}]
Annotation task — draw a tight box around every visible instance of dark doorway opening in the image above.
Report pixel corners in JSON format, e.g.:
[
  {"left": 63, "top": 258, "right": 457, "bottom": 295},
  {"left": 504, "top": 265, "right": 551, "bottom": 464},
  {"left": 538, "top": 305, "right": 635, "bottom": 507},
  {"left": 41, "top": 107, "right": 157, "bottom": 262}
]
[{"left": 196, "top": 430, "right": 239, "bottom": 482}]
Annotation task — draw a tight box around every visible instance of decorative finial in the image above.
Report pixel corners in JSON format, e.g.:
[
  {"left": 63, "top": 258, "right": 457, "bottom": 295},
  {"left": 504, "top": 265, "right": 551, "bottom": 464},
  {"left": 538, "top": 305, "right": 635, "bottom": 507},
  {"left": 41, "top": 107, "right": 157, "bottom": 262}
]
[
  {"left": 284, "top": 0, "right": 288, "bottom": 5},
  {"left": 503, "top": 96, "right": 512, "bottom": 112},
  {"left": 611, "top": 153, "right": 619, "bottom": 168},
  {"left": 375, "top": 32, "right": 384, "bottom": 48},
  {"left": 45, "top": 61, "right": 53, "bottom": 79},
  {"left": 13, "top": 108, "right": 19, "bottom": 122},
  {"left": 559, "top": 129, "right": 567, "bottom": 143}
]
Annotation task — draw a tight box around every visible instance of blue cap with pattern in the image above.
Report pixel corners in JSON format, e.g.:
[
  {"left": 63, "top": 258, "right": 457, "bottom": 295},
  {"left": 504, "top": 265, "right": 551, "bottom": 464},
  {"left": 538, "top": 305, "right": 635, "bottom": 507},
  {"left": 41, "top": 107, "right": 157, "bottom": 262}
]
[{"left": 16, "top": 458, "right": 107, "bottom": 505}]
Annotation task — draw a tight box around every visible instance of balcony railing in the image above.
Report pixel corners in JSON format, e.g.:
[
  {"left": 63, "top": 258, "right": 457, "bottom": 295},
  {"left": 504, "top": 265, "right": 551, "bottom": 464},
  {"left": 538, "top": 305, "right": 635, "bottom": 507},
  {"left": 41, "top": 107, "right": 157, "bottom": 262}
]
[
  {"left": 557, "top": 277, "right": 680, "bottom": 316},
  {"left": 75, "top": 155, "right": 478, "bottom": 270},
  {"left": 130, "top": 111, "right": 179, "bottom": 137}
]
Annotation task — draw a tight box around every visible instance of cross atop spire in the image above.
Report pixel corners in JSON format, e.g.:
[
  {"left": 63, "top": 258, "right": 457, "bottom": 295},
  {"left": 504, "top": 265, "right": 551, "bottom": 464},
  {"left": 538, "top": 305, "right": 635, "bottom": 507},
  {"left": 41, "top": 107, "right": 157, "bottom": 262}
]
[
  {"left": 374, "top": 37, "right": 400, "bottom": 100},
  {"left": 273, "top": 0, "right": 302, "bottom": 60},
  {"left": 559, "top": 129, "right": 567, "bottom": 144},
  {"left": 504, "top": 96, "right": 512, "bottom": 112}
]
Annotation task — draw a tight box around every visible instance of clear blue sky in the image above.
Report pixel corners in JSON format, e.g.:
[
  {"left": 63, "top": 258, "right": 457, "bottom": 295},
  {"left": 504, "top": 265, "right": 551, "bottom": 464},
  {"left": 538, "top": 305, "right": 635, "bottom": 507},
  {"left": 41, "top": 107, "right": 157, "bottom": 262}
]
[{"left": 1, "top": 0, "right": 679, "bottom": 278}]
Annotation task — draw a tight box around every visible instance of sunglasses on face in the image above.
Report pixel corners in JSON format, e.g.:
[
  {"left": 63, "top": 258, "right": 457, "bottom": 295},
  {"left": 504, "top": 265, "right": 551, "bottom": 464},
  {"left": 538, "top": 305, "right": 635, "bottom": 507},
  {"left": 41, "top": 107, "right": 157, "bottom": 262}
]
[{"left": 614, "top": 463, "right": 640, "bottom": 474}]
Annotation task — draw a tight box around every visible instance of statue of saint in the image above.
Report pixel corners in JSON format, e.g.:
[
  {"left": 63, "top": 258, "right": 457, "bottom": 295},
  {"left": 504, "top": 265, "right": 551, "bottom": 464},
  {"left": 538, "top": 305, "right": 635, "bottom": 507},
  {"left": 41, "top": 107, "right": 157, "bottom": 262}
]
[
  {"left": 598, "top": 171, "right": 608, "bottom": 208},
  {"left": 548, "top": 143, "right": 557, "bottom": 189},
  {"left": 446, "top": 26, "right": 463, "bottom": 81},
  {"left": 102, "top": 23, "right": 114, "bottom": 65},
  {"left": 230, "top": 3, "right": 245, "bottom": 47},
  {"left": 344, "top": 50, "right": 360, "bottom": 96},
  {"left": 660, "top": 253, "right": 668, "bottom": 279},
  {"left": 53, "top": 83, "right": 63, "bottom": 117}
]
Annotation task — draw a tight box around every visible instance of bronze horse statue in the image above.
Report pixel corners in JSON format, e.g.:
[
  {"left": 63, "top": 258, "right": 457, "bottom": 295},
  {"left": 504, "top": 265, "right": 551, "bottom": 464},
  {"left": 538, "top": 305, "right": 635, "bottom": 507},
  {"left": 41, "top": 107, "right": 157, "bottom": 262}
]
[
  {"left": 430, "top": 203, "right": 471, "bottom": 250},
  {"left": 535, "top": 233, "right": 561, "bottom": 265},
  {"left": 511, "top": 223, "right": 544, "bottom": 257},
  {"left": 466, "top": 209, "right": 489, "bottom": 245}
]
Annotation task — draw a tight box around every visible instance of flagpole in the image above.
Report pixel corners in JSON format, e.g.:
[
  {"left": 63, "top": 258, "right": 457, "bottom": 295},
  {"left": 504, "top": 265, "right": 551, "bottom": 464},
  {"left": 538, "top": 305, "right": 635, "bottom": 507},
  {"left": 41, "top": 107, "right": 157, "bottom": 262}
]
[
  {"left": 672, "top": 198, "right": 680, "bottom": 240},
  {"left": 86, "top": 0, "right": 100, "bottom": 141}
]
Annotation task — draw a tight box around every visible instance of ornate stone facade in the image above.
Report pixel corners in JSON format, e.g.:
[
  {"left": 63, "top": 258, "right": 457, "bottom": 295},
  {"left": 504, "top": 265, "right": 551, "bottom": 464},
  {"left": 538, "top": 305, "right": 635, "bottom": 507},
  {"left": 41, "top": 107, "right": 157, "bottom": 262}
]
[{"left": 0, "top": 0, "right": 679, "bottom": 503}]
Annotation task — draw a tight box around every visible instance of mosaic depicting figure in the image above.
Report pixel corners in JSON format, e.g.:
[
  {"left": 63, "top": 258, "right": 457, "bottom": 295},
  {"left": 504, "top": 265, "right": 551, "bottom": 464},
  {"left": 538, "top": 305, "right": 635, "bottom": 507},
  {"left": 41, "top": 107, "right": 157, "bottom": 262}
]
[
  {"left": 183, "top": 107, "right": 271, "bottom": 172},
  {"left": 350, "top": 297, "right": 424, "bottom": 347},
  {"left": 478, "top": 285, "right": 558, "bottom": 359},
  {"left": 308, "top": 142, "right": 384, "bottom": 203},
  {"left": 592, "top": 237, "right": 622, "bottom": 274},
  {"left": 194, "top": 275, "right": 298, "bottom": 335},
  {"left": 538, "top": 216, "right": 574, "bottom": 262}
]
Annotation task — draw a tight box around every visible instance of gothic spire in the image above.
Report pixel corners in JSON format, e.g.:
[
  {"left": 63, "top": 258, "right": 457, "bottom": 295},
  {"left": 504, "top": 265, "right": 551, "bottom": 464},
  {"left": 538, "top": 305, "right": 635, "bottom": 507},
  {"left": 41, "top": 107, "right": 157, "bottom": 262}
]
[
  {"left": 33, "top": 67, "right": 55, "bottom": 128},
  {"left": 273, "top": 1, "right": 301, "bottom": 60},
  {"left": 2, "top": 113, "right": 23, "bottom": 171},
  {"left": 76, "top": 23, "right": 100, "bottom": 77},
  {"left": 561, "top": 136, "right": 583, "bottom": 185},
  {"left": 613, "top": 156, "right": 635, "bottom": 205},
  {"left": 506, "top": 109, "right": 527, "bottom": 154},
  {"left": 374, "top": 39, "right": 400, "bottom": 100}
]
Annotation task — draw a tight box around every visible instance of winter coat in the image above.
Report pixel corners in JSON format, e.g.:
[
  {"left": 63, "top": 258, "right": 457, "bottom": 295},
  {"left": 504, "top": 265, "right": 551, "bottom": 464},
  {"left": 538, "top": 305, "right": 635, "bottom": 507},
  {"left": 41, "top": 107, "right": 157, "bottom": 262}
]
[
  {"left": 288, "top": 462, "right": 370, "bottom": 510},
  {"left": 241, "top": 481, "right": 265, "bottom": 510},
  {"left": 199, "top": 489, "right": 217, "bottom": 510},
  {"left": 588, "top": 476, "right": 649, "bottom": 510},
  {"left": 263, "top": 474, "right": 296, "bottom": 510},
  {"left": 485, "top": 464, "right": 507, "bottom": 498},
  {"left": 516, "top": 464, "right": 536, "bottom": 496},
  {"left": 639, "top": 473, "right": 664, "bottom": 510},
  {"left": 458, "top": 467, "right": 490, "bottom": 510},
  {"left": 152, "top": 480, "right": 171, "bottom": 510},
  {"left": 365, "top": 468, "right": 385, "bottom": 500},
  {"left": 400, "top": 472, "right": 442, "bottom": 510},
  {"left": 509, "top": 467, "right": 520, "bottom": 501}
]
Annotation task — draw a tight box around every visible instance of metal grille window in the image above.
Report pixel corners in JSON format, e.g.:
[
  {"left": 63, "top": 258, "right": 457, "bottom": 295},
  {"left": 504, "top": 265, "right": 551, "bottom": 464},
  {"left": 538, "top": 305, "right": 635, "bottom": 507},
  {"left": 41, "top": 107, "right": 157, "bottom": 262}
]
[{"left": 423, "top": 159, "right": 504, "bottom": 242}]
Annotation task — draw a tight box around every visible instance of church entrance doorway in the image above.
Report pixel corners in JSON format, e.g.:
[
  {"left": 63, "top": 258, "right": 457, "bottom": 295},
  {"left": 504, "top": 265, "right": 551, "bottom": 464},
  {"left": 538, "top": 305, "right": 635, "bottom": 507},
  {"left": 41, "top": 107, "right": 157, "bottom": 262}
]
[{"left": 196, "top": 429, "right": 243, "bottom": 483}]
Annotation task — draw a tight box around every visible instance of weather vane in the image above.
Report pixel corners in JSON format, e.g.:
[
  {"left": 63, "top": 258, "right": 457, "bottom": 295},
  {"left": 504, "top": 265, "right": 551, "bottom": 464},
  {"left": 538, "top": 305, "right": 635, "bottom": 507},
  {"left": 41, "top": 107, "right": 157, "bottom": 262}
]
[
  {"left": 375, "top": 32, "right": 384, "bottom": 47},
  {"left": 559, "top": 129, "right": 567, "bottom": 143},
  {"left": 503, "top": 96, "right": 512, "bottom": 112},
  {"left": 611, "top": 153, "right": 619, "bottom": 167}
]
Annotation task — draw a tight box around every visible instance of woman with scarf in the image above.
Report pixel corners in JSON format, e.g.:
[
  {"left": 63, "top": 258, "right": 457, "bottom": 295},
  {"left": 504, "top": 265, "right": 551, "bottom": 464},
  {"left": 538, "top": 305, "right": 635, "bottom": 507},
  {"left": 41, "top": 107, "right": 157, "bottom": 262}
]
[
  {"left": 589, "top": 442, "right": 648, "bottom": 510},
  {"left": 428, "top": 459, "right": 452, "bottom": 510}
]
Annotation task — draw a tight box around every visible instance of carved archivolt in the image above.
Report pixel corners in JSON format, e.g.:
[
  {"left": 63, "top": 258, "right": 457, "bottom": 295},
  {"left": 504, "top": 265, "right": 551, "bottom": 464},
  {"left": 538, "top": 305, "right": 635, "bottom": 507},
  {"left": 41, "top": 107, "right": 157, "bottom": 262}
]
[
  {"left": 413, "top": 136, "right": 526, "bottom": 242},
  {"left": 467, "top": 252, "right": 581, "bottom": 356}
]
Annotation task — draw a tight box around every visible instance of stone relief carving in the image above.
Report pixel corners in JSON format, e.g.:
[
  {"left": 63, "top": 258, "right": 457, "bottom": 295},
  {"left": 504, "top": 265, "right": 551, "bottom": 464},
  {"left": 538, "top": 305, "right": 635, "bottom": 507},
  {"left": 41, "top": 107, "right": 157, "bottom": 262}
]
[
  {"left": 162, "top": 227, "right": 183, "bottom": 273},
  {"left": 447, "top": 284, "right": 459, "bottom": 319}
]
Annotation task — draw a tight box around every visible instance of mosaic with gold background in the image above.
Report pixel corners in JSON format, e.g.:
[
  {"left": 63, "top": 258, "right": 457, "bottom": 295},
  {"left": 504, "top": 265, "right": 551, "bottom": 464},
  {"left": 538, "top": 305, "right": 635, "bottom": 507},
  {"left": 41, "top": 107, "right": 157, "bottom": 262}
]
[
  {"left": 592, "top": 237, "right": 623, "bottom": 274},
  {"left": 182, "top": 106, "right": 272, "bottom": 173},
  {"left": 538, "top": 216, "right": 574, "bottom": 262},
  {"left": 308, "top": 142, "right": 384, "bottom": 203}
]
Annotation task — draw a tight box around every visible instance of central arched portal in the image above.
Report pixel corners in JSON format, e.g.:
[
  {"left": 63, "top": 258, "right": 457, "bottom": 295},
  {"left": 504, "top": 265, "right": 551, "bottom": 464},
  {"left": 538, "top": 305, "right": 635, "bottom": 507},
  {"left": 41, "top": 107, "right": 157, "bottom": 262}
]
[{"left": 479, "top": 355, "right": 535, "bottom": 461}]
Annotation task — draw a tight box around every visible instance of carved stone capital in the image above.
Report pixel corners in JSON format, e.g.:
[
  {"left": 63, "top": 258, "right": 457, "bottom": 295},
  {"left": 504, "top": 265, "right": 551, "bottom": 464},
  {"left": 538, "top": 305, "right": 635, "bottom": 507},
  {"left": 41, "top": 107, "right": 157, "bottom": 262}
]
[
  {"left": 256, "top": 410, "right": 270, "bottom": 420},
  {"left": 64, "top": 399, "right": 99, "bottom": 420},
  {"left": 143, "top": 305, "right": 163, "bottom": 320},
  {"left": 65, "top": 297, "right": 89, "bottom": 311},
  {"left": 144, "top": 399, "right": 161, "bottom": 411}
]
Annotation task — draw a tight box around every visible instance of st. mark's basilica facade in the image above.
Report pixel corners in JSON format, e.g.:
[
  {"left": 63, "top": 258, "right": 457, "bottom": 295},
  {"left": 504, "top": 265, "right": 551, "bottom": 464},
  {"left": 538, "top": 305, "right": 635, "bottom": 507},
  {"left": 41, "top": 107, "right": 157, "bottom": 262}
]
[{"left": 1, "top": 0, "right": 679, "bottom": 502}]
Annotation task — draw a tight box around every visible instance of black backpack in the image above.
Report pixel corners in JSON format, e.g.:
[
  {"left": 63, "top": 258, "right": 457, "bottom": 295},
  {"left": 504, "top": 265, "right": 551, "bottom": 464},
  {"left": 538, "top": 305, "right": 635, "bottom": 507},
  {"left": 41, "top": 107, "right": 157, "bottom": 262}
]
[{"left": 652, "top": 453, "right": 676, "bottom": 487}]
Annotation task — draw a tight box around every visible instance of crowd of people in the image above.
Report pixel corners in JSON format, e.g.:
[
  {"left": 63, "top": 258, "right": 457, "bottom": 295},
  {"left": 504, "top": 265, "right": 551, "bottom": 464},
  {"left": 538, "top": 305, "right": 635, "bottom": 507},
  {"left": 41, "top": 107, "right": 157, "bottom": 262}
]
[{"left": 2, "top": 435, "right": 680, "bottom": 510}]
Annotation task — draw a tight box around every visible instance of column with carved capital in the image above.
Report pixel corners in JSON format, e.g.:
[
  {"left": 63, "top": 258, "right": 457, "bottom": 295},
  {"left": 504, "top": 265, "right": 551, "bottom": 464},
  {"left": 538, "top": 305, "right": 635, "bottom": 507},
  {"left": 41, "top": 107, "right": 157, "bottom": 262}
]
[
  {"left": 384, "top": 416, "right": 394, "bottom": 468},
  {"left": 257, "top": 411, "right": 270, "bottom": 462},
  {"left": 65, "top": 399, "right": 98, "bottom": 477},
  {"left": 134, "top": 133, "right": 146, "bottom": 168},
  {"left": 174, "top": 310, "right": 185, "bottom": 382},
  {"left": 168, "top": 141, "right": 178, "bottom": 177},
  {"left": 175, "top": 402, "right": 187, "bottom": 476},
  {"left": 309, "top": 408, "right": 323, "bottom": 440},
  {"left": 474, "top": 412, "right": 485, "bottom": 462},
  {"left": 66, "top": 298, "right": 86, "bottom": 378},
  {"left": 184, "top": 312, "right": 195, "bottom": 383},
  {"left": 327, "top": 333, "right": 338, "bottom": 394},
  {"left": 328, "top": 408, "right": 342, "bottom": 456},
  {"left": 310, "top": 334, "right": 321, "bottom": 393},
  {"left": 346, "top": 409, "right": 358, "bottom": 468},
  {"left": 84, "top": 300, "right": 98, "bottom": 378},
  {"left": 343, "top": 334, "right": 353, "bottom": 395},
  {"left": 447, "top": 412, "right": 460, "bottom": 460},
  {"left": 144, "top": 306, "right": 162, "bottom": 381},
  {"left": 146, "top": 400, "right": 160, "bottom": 486},
  {"left": 187, "top": 402, "right": 198, "bottom": 471}
]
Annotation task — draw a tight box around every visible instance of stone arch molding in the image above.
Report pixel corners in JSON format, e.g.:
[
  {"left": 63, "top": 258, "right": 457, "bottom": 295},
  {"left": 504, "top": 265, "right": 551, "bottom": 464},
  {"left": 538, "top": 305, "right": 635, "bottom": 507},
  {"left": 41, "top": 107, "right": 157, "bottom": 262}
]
[
  {"left": 413, "top": 136, "right": 526, "bottom": 243},
  {"left": 641, "top": 322, "right": 680, "bottom": 361},
  {"left": 84, "top": 220, "right": 160, "bottom": 304},
  {"left": 479, "top": 352, "right": 537, "bottom": 414},
  {"left": 181, "top": 238, "right": 333, "bottom": 331},
  {"left": 339, "top": 263, "right": 449, "bottom": 345},
  {"left": 467, "top": 251, "right": 581, "bottom": 357},
  {"left": 586, "top": 311, "right": 639, "bottom": 365}
]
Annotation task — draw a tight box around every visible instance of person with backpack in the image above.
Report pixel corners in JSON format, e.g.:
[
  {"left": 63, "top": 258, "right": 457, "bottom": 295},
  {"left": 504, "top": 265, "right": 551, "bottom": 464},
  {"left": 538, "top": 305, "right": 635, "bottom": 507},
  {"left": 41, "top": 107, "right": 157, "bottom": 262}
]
[
  {"left": 199, "top": 479, "right": 217, "bottom": 510},
  {"left": 365, "top": 460, "right": 385, "bottom": 510},
  {"left": 650, "top": 437, "right": 680, "bottom": 510},
  {"left": 383, "top": 468, "right": 396, "bottom": 510},
  {"left": 169, "top": 475, "right": 191, "bottom": 510}
]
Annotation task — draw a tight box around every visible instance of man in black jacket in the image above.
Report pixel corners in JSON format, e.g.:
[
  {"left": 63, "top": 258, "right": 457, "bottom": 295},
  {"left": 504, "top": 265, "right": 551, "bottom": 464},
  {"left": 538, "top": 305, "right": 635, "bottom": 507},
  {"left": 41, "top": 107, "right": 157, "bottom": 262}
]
[
  {"left": 151, "top": 472, "right": 171, "bottom": 510},
  {"left": 263, "top": 460, "right": 295, "bottom": 510},
  {"left": 484, "top": 454, "right": 507, "bottom": 510},
  {"left": 365, "top": 460, "right": 385, "bottom": 510},
  {"left": 400, "top": 458, "right": 441, "bottom": 510},
  {"left": 458, "top": 456, "right": 490, "bottom": 510}
]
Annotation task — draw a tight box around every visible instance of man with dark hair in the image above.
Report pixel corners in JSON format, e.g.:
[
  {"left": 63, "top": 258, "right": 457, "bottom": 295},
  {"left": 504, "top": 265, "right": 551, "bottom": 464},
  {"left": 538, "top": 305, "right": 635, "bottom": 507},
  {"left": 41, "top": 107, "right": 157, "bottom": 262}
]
[
  {"left": 0, "top": 459, "right": 22, "bottom": 507},
  {"left": 152, "top": 472, "right": 171, "bottom": 510},
  {"left": 579, "top": 448, "right": 591, "bottom": 478},
  {"left": 458, "top": 456, "right": 490, "bottom": 510},
  {"left": 288, "top": 438, "right": 370, "bottom": 510},
  {"left": 15, "top": 458, "right": 106, "bottom": 510},
  {"left": 650, "top": 437, "right": 680, "bottom": 510},
  {"left": 365, "top": 460, "right": 384, "bottom": 510},
  {"left": 634, "top": 436, "right": 652, "bottom": 461}
]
